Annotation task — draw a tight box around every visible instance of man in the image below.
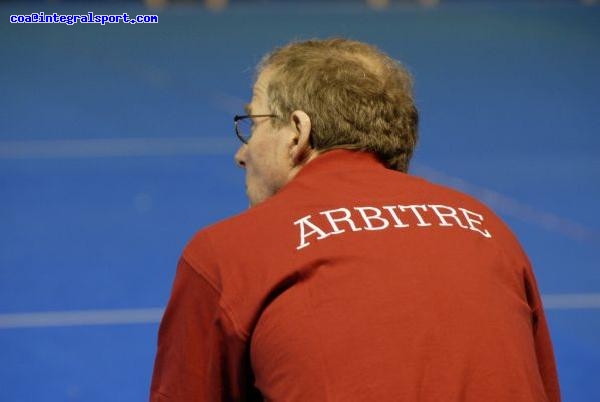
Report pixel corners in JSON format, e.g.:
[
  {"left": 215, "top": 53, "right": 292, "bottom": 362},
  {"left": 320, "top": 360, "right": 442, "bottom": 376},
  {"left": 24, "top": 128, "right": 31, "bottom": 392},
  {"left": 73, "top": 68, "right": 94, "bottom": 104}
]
[{"left": 150, "top": 38, "right": 560, "bottom": 401}]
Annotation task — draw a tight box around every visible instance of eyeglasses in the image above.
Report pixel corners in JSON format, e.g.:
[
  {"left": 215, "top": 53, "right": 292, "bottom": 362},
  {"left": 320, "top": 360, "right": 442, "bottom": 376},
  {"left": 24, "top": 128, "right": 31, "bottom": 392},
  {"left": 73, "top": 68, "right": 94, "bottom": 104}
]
[{"left": 234, "top": 114, "right": 278, "bottom": 144}]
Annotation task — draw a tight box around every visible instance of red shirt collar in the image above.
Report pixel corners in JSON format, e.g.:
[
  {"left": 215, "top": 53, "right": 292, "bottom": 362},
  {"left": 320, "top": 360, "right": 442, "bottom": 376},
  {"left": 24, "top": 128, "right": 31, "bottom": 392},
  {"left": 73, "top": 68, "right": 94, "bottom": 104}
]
[{"left": 293, "top": 149, "right": 387, "bottom": 181}]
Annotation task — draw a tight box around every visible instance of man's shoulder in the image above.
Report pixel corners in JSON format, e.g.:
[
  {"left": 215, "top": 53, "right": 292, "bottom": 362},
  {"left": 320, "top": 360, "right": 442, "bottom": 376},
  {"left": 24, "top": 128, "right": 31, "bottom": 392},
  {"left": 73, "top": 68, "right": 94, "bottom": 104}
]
[
  {"left": 181, "top": 194, "right": 296, "bottom": 273},
  {"left": 202, "top": 193, "right": 294, "bottom": 240}
]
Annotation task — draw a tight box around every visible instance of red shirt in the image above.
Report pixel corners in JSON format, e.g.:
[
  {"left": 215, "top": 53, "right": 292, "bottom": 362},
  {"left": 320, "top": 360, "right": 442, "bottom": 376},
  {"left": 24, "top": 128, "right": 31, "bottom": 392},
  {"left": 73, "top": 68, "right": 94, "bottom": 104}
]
[{"left": 150, "top": 150, "right": 560, "bottom": 402}]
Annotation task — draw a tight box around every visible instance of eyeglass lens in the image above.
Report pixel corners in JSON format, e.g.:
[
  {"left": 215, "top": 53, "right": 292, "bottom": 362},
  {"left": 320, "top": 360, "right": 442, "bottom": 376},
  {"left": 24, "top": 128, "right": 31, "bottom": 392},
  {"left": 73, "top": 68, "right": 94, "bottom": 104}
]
[{"left": 236, "top": 118, "right": 252, "bottom": 143}]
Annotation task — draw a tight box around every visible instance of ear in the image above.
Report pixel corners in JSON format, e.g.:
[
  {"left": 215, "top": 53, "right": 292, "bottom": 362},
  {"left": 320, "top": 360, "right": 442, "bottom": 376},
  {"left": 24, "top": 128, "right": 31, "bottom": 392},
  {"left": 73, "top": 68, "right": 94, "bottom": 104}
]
[{"left": 288, "top": 110, "right": 314, "bottom": 166}]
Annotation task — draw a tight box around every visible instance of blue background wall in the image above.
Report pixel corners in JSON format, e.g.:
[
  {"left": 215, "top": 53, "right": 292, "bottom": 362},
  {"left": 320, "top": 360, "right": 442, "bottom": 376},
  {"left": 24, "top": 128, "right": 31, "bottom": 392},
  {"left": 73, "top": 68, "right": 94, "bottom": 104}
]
[{"left": 1, "top": 1, "right": 599, "bottom": 401}]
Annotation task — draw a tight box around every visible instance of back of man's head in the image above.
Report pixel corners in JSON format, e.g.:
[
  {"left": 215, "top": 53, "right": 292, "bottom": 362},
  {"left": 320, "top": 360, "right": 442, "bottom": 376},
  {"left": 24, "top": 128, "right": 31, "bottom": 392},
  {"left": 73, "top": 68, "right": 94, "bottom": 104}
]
[{"left": 259, "top": 38, "right": 419, "bottom": 173}]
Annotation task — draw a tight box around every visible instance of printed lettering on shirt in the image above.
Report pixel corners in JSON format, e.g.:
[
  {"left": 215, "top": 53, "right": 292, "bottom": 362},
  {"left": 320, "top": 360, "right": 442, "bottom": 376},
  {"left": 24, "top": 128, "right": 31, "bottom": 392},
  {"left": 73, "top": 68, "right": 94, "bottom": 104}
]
[
  {"left": 354, "top": 207, "right": 390, "bottom": 231},
  {"left": 397, "top": 204, "right": 432, "bottom": 227},
  {"left": 294, "top": 203, "right": 493, "bottom": 250},
  {"left": 381, "top": 205, "right": 410, "bottom": 228},
  {"left": 294, "top": 214, "right": 331, "bottom": 250},
  {"left": 458, "top": 207, "right": 492, "bottom": 238},
  {"left": 320, "top": 208, "right": 363, "bottom": 234},
  {"left": 428, "top": 204, "right": 469, "bottom": 228}
]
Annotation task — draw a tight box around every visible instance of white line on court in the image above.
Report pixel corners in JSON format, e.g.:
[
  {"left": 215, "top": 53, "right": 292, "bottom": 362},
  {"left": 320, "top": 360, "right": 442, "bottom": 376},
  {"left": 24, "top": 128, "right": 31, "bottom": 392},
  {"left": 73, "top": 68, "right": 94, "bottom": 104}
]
[
  {"left": 0, "top": 308, "right": 164, "bottom": 329},
  {"left": 0, "top": 294, "right": 598, "bottom": 329},
  {"left": 0, "top": 137, "right": 236, "bottom": 158},
  {"left": 542, "top": 293, "right": 600, "bottom": 310}
]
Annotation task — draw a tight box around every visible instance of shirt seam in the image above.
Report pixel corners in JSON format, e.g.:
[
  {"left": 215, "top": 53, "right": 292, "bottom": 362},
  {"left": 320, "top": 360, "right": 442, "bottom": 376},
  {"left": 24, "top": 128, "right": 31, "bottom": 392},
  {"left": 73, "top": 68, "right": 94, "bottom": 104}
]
[
  {"left": 180, "top": 253, "right": 250, "bottom": 342},
  {"left": 151, "top": 390, "right": 172, "bottom": 400}
]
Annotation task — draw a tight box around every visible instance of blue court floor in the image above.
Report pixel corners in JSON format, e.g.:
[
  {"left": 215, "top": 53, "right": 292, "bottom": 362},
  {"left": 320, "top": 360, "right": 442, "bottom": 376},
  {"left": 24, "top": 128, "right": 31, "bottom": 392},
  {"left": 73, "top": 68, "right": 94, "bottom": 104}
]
[{"left": 1, "top": 1, "right": 599, "bottom": 401}]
